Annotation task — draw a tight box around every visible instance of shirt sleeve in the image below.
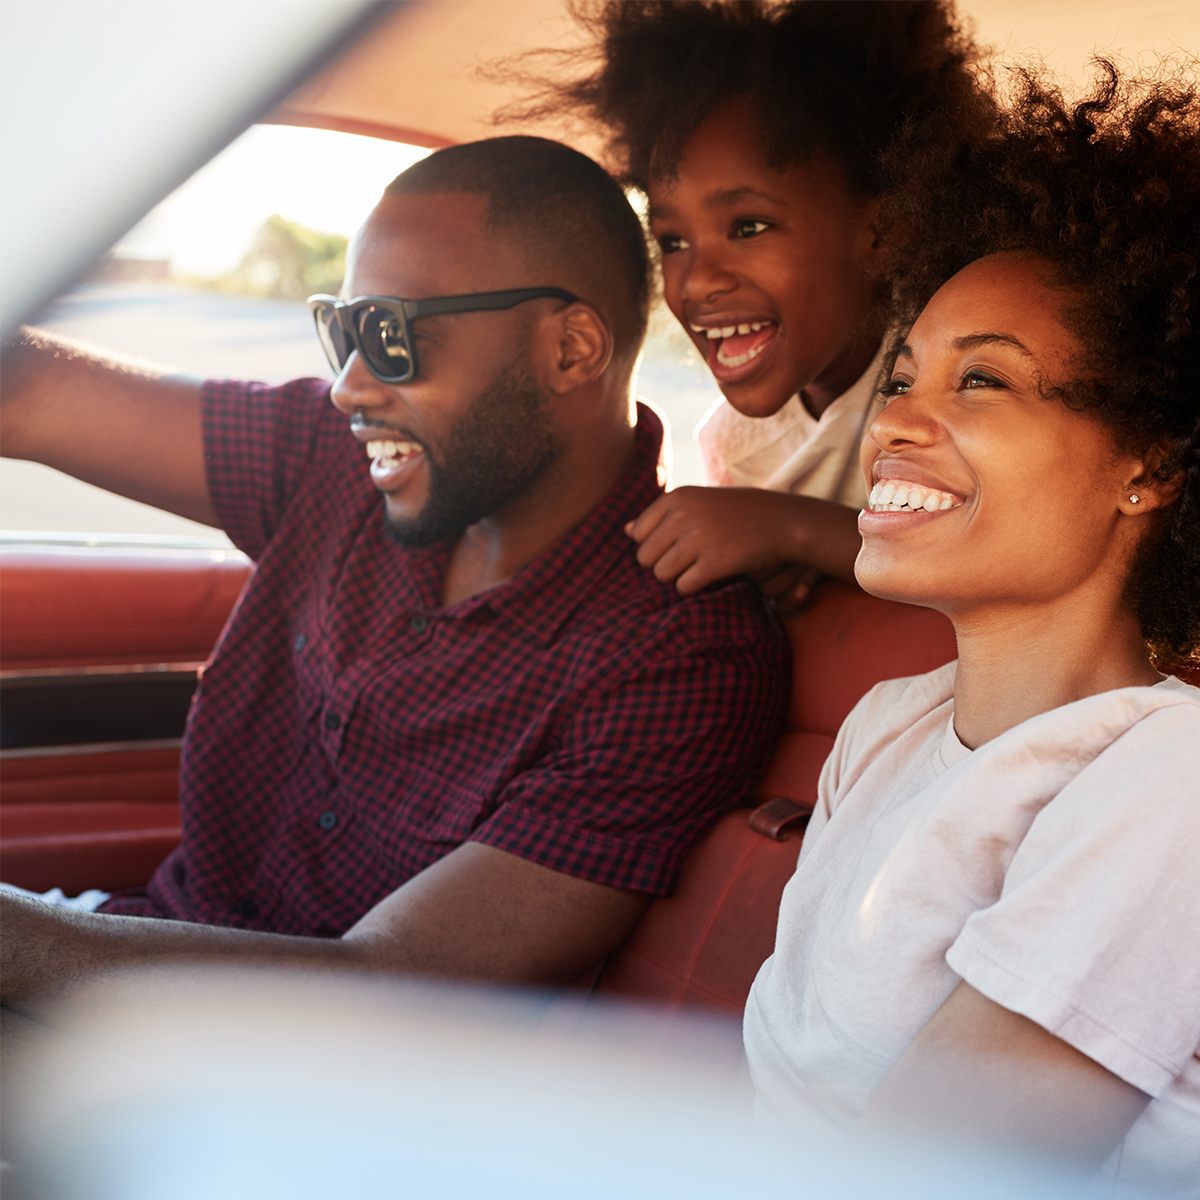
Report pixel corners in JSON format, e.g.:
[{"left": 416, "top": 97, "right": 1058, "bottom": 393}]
[
  {"left": 945, "top": 702, "right": 1200, "bottom": 1097},
  {"left": 201, "top": 377, "right": 337, "bottom": 561},
  {"left": 467, "top": 600, "right": 792, "bottom": 895}
]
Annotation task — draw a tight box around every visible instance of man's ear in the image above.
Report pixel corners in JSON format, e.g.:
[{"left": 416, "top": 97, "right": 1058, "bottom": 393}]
[
  {"left": 535, "top": 303, "right": 613, "bottom": 395},
  {"left": 1118, "top": 442, "right": 1184, "bottom": 516}
]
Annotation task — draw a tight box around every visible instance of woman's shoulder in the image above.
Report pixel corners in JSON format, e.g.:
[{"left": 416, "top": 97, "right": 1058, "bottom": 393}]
[
  {"left": 830, "top": 662, "right": 957, "bottom": 775},
  {"left": 847, "top": 661, "right": 957, "bottom": 730},
  {"left": 1155, "top": 673, "right": 1200, "bottom": 703}
]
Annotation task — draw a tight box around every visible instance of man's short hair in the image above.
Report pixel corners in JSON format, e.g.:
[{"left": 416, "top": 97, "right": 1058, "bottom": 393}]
[{"left": 386, "top": 136, "right": 650, "bottom": 363}]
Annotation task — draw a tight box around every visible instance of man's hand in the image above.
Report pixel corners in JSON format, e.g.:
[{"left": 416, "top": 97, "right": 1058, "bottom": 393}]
[
  {"left": 624, "top": 486, "right": 863, "bottom": 603},
  {"left": 0, "top": 845, "right": 650, "bottom": 1013}
]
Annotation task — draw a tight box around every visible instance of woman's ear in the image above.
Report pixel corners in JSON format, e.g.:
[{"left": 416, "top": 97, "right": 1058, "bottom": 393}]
[
  {"left": 535, "top": 303, "right": 613, "bottom": 395},
  {"left": 862, "top": 194, "right": 885, "bottom": 256},
  {"left": 1118, "top": 444, "right": 1184, "bottom": 515}
]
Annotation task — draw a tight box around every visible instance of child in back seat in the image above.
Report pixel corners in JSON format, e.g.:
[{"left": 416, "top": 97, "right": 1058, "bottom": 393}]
[{"left": 516, "top": 0, "right": 994, "bottom": 606}]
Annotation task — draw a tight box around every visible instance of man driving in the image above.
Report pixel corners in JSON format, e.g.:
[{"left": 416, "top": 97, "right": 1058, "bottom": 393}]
[{"left": 0, "top": 137, "right": 790, "bottom": 1011}]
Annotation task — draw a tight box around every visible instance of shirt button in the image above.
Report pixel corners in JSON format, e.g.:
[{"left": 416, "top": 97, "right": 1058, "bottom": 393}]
[
  {"left": 324, "top": 711, "right": 340, "bottom": 731},
  {"left": 294, "top": 633, "right": 307, "bottom": 652},
  {"left": 409, "top": 614, "right": 429, "bottom": 633},
  {"left": 318, "top": 810, "right": 339, "bottom": 831}
]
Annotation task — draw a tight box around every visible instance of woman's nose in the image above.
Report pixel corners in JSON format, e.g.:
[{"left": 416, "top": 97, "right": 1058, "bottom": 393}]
[
  {"left": 867, "top": 387, "right": 941, "bottom": 452},
  {"left": 329, "top": 351, "right": 393, "bottom": 416}
]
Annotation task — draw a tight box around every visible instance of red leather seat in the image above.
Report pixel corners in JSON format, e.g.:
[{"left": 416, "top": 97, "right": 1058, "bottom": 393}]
[
  {"left": 0, "top": 545, "right": 252, "bottom": 891},
  {"left": 593, "top": 582, "right": 957, "bottom": 1013}
]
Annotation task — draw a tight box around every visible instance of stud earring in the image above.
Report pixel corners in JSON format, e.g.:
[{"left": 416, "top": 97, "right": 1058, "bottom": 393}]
[{"left": 1129, "top": 494, "right": 1140, "bottom": 504}]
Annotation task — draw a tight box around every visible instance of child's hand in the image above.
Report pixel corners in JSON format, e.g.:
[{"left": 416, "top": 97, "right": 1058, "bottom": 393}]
[{"left": 625, "top": 486, "right": 818, "bottom": 598}]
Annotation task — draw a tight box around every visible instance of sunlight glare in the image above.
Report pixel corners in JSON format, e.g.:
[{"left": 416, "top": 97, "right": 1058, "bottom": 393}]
[{"left": 115, "top": 125, "right": 430, "bottom": 277}]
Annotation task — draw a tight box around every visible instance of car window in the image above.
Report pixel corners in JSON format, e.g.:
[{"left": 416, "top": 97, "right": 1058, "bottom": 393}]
[{"left": 2, "top": 125, "right": 721, "bottom": 545}]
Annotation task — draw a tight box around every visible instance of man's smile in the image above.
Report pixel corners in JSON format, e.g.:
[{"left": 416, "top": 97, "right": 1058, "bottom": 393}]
[{"left": 366, "top": 438, "right": 424, "bottom": 484}]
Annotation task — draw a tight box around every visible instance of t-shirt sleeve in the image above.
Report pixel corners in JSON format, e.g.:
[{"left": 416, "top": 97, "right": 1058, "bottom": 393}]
[
  {"left": 945, "top": 702, "right": 1200, "bottom": 1097},
  {"left": 467, "top": 602, "right": 792, "bottom": 895},
  {"left": 201, "top": 376, "right": 336, "bottom": 560}
]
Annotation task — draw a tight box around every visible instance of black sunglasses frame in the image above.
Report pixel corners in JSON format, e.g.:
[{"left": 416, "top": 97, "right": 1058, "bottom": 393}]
[{"left": 308, "top": 288, "right": 579, "bottom": 384}]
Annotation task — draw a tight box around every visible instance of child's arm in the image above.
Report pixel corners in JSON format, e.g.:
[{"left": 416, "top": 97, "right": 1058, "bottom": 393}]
[{"left": 625, "top": 486, "right": 862, "bottom": 604}]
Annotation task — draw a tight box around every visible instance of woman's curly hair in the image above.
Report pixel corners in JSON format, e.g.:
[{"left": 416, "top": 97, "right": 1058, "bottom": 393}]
[
  {"left": 498, "top": 0, "right": 993, "bottom": 197},
  {"left": 880, "top": 58, "right": 1200, "bottom": 663}
]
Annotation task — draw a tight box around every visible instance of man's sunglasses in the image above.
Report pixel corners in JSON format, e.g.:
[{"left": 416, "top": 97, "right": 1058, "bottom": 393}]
[{"left": 308, "top": 288, "right": 579, "bottom": 384}]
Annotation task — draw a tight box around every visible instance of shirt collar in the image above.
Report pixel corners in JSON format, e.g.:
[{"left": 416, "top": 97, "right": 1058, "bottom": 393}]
[{"left": 444, "top": 403, "right": 667, "bottom": 646}]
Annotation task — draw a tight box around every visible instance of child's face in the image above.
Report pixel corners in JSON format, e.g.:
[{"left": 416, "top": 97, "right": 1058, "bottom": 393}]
[{"left": 648, "top": 98, "right": 882, "bottom": 419}]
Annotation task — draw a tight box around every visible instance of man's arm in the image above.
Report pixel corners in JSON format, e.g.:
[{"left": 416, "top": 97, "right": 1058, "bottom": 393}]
[
  {"left": 0, "top": 843, "right": 650, "bottom": 1011},
  {"left": 0, "top": 327, "right": 216, "bottom": 526},
  {"left": 862, "top": 981, "right": 1149, "bottom": 1166}
]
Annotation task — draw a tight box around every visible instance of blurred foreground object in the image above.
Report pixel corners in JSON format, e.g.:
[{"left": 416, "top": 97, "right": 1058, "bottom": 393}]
[
  {"left": 0, "top": 0, "right": 386, "bottom": 340},
  {"left": 11, "top": 966, "right": 1093, "bottom": 1199}
]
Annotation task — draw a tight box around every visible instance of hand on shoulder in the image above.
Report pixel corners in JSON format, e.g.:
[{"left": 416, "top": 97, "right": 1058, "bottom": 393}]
[{"left": 624, "top": 486, "right": 861, "bottom": 603}]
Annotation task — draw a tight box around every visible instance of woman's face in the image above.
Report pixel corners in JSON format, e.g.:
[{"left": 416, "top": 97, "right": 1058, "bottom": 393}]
[
  {"left": 647, "top": 97, "right": 882, "bottom": 419},
  {"left": 856, "top": 254, "right": 1145, "bottom": 618}
]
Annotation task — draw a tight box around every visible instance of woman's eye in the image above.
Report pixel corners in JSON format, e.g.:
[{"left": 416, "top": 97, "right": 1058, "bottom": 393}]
[
  {"left": 962, "top": 369, "right": 1004, "bottom": 390},
  {"left": 732, "top": 219, "right": 772, "bottom": 239},
  {"left": 656, "top": 233, "right": 688, "bottom": 255},
  {"left": 879, "top": 377, "right": 911, "bottom": 400}
]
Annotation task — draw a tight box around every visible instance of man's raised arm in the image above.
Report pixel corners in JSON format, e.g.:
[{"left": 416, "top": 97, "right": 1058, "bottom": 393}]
[{"left": 1, "top": 328, "right": 216, "bottom": 526}]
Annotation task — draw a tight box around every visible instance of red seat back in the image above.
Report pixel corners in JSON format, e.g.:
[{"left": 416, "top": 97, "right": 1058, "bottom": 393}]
[
  {"left": 594, "top": 583, "right": 957, "bottom": 1013},
  {"left": 0, "top": 545, "right": 252, "bottom": 891}
]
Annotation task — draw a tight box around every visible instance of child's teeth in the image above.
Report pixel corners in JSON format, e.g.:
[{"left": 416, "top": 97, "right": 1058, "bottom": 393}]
[{"left": 715, "top": 341, "right": 767, "bottom": 368}]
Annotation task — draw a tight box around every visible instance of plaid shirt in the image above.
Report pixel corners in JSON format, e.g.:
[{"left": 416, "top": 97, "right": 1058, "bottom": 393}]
[{"left": 102, "top": 379, "right": 790, "bottom": 935}]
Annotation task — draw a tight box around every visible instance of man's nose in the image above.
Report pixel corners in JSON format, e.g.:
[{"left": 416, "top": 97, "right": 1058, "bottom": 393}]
[
  {"left": 678, "top": 240, "right": 738, "bottom": 304},
  {"left": 329, "top": 352, "right": 394, "bottom": 416}
]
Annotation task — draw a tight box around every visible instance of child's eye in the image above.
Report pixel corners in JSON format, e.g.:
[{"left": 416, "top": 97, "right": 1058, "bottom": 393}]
[
  {"left": 657, "top": 233, "right": 689, "bottom": 255},
  {"left": 732, "top": 219, "right": 772, "bottom": 239},
  {"left": 878, "top": 377, "right": 911, "bottom": 401}
]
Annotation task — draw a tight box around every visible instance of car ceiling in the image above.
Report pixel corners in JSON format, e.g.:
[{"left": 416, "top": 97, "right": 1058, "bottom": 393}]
[
  {"left": 4, "top": 0, "right": 1196, "bottom": 341},
  {"left": 269, "top": 0, "right": 1200, "bottom": 152}
]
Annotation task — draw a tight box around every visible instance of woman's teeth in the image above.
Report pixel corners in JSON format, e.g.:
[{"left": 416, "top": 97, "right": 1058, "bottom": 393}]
[
  {"left": 867, "top": 481, "right": 963, "bottom": 512},
  {"left": 366, "top": 439, "right": 422, "bottom": 468}
]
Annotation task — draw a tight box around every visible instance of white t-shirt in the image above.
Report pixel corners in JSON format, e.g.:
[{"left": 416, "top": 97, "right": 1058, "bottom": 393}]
[
  {"left": 744, "top": 664, "right": 1200, "bottom": 1194},
  {"left": 695, "top": 342, "right": 886, "bottom": 507}
]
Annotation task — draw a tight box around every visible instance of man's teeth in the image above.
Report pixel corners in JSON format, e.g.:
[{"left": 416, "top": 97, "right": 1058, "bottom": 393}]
[
  {"left": 690, "top": 321, "right": 770, "bottom": 339},
  {"left": 366, "top": 439, "right": 422, "bottom": 465},
  {"left": 867, "top": 481, "right": 963, "bottom": 512}
]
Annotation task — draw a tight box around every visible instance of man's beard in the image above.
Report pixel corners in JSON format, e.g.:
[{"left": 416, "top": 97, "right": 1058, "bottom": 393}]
[{"left": 384, "top": 359, "right": 564, "bottom": 548}]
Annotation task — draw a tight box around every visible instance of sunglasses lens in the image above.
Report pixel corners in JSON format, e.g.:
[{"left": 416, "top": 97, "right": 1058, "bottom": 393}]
[
  {"left": 313, "top": 302, "right": 352, "bottom": 374},
  {"left": 356, "top": 304, "right": 412, "bottom": 381}
]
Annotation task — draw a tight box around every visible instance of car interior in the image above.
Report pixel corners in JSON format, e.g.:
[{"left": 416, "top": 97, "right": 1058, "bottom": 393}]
[{"left": 2, "top": 0, "right": 1196, "bottom": 1021}]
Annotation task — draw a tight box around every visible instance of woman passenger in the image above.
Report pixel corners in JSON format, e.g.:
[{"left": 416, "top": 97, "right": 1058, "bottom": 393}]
[{"left": 743, "top": 61, "right": 1200, "bottom": 1188}]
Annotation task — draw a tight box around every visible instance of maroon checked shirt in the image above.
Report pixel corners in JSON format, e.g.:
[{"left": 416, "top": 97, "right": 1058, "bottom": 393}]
[{"left": 101, "top": 379, "right": 791, "bottom": 934}]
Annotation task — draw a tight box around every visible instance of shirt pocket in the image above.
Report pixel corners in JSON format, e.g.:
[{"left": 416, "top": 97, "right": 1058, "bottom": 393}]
[{"left": 349, "top": 761, "right": 490, "bottom": 860}]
